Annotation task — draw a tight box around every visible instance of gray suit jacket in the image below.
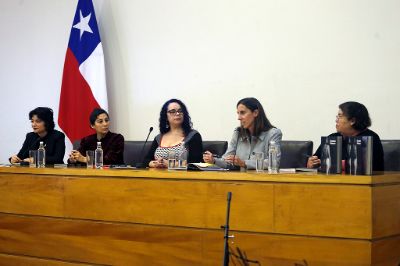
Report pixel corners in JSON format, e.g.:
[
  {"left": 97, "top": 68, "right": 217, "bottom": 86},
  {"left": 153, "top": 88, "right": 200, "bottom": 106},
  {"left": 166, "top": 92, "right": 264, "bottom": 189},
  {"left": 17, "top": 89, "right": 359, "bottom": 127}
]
[{"left": 214, "top": 128, "right": 282, "bottom": 170}]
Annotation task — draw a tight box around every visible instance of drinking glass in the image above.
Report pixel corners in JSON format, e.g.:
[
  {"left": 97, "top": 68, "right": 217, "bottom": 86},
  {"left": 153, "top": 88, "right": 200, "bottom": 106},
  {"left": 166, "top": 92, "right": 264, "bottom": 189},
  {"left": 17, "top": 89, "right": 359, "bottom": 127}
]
[
  {"left": 29, "top": 150, "right": 37, "bottom": 168},
  {"left": 168, "top": 151, "right": 176, "bottom": 169},
  {"left": 254, "top": 152, "right": 264, "bottom": 172},
  {"left": 86, "top": 150, "right": 95, "bottom": 169}
]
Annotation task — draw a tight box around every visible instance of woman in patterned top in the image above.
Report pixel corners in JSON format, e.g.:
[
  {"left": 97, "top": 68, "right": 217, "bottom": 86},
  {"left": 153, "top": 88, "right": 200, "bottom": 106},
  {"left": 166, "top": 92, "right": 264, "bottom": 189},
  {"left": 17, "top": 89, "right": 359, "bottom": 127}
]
[{"left": 145, "top": 99, "right": 203, "bottom": 168}]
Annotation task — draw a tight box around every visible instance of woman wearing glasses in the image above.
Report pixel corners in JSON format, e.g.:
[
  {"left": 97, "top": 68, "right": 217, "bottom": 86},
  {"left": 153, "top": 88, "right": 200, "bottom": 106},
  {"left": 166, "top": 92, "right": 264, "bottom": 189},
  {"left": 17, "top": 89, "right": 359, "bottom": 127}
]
[
  {"left": 145, "top": 99, "right": 203, "bottom": 168},
  {"left": 307, "top": 101, "right": 384, "bottom": 171}
]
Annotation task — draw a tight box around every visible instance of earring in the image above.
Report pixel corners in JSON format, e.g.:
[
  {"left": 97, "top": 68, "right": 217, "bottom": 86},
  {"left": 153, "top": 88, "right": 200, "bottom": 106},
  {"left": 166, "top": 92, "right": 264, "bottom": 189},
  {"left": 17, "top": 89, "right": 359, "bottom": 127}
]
[{"left": 166, "top": 124, "right": 169, "bottom": 129}]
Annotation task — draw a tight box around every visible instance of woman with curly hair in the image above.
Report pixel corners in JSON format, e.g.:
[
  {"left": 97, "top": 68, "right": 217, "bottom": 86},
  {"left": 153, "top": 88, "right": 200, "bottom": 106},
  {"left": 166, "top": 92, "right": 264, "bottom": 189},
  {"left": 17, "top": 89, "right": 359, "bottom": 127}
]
[{"left": 145, "top": 99, "right": 203, "bottom": 168}]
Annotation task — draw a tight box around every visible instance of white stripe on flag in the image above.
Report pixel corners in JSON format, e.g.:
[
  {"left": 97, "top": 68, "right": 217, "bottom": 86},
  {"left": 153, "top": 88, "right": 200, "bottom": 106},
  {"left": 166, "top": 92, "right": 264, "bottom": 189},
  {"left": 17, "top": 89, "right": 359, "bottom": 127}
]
[{"left": 78, "top": 43, "right": 108, "bottom": 111}]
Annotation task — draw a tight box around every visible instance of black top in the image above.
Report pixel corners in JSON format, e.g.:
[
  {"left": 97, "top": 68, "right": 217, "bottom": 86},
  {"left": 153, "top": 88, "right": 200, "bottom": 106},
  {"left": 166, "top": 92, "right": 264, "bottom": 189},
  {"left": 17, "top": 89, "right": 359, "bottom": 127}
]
[
  {"left": 314, "top": 129, "right": 384, "bottom": 171},
  {"left": 13, "top": 130, "right": 66, "bottom": 164},
  {"left": 144, "top": 130, "right": 203, "bottom": 166},
  {"left": 70, "top": 131, "right": 125, "bottom": 165}
]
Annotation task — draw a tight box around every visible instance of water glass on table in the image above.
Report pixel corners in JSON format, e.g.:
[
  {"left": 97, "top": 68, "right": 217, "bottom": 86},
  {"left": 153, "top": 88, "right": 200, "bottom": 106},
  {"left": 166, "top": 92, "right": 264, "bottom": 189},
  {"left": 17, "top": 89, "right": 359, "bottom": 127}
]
[
  {"left": 168, "top": 151, "right": 176, "bottom": 169},
  {"left": 86, "top": 150, "right": 95, "bottom": 169},
  {"left": 177, "top": 150, "right": 188, "bottom": 168},
  {"left": 29, "top": 150, "right": 37, "bottom": 168},
  {"left": 254, "top": 152, "right": 264, "bottom": 172}
]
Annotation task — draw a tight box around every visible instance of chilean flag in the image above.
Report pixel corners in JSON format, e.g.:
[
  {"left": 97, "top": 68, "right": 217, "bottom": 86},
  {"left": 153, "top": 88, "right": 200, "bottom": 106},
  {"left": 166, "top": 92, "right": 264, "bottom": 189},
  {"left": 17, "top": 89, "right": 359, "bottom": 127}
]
[{"left": 58, "top": 0, "right": 108, "bottom": 144}]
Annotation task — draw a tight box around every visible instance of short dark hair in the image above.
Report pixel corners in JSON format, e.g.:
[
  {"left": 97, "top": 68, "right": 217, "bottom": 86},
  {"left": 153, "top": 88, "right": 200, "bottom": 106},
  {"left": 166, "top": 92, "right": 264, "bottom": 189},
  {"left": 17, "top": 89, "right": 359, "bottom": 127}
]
[
  {"left": 89, "top": 108, "right": 109, "bottom": 125},
  {"left": 159, "top": 99, "right": 193, "bottom": 135},
  {"left": 29, "top": 107, "right": 55, "bottom": 132},
  {"left": 236, "top": 97, "right": 274, "bottom": 137},
  {"left": 339, "top": 101, "right": 371, "bottom": 131}
]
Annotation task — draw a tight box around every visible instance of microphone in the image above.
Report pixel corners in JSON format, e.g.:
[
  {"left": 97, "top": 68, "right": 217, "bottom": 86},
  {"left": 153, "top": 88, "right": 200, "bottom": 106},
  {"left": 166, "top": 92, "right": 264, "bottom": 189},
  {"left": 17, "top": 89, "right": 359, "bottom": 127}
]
[{"left": 135, "top": 127, "right": 154, "bottom": 168}]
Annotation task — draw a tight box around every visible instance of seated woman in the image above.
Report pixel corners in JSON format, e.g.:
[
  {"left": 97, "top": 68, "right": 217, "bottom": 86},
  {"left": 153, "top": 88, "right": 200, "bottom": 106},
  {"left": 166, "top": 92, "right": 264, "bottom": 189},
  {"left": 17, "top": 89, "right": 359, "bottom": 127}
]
[
  {"left": 203, "top": 97, "right": 282, "bottom": 170},
  {"left": 9, "top": 107, "right": 65, "bottom": 164},
  {"left": 307, "top": 101, "right": 384, "bottom": 171},
  {"left": 68, "top": 108, "right": 125, "bottom": 165},
  {"left": 144, "top": 99, "right": 203, "bottom": 168}
]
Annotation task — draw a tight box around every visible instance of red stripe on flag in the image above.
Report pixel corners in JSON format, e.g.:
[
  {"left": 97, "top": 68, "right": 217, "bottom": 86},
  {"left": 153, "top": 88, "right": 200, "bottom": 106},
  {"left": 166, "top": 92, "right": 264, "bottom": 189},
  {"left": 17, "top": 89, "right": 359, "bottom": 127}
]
[{"left": 58, "top": 48, "right": 100, "bottom": 143}]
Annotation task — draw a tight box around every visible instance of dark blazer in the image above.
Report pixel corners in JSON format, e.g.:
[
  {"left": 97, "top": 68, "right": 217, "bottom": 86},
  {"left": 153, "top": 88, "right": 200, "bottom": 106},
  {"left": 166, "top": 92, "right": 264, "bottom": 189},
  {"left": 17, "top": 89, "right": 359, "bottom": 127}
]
[{"left": 14, "top": 130, "right": 66, "bottom": 164}]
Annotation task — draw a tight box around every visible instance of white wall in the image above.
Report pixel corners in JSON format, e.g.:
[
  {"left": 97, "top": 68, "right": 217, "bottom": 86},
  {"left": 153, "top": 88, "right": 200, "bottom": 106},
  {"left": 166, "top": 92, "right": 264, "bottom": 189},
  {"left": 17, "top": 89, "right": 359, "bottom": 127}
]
[{"left": 1, "top": 0, "right": 399, "bottom": 163}]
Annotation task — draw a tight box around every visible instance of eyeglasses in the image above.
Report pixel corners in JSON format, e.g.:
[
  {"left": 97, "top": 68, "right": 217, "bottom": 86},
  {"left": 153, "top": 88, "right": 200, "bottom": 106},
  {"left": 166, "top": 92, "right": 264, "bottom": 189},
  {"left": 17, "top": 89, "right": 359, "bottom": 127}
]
[
  {"left": 167, "top": 109, "right": 183, "bottom": 115},
  {"left": 336, "top": 114, "right": 346, "bottom": 120}
]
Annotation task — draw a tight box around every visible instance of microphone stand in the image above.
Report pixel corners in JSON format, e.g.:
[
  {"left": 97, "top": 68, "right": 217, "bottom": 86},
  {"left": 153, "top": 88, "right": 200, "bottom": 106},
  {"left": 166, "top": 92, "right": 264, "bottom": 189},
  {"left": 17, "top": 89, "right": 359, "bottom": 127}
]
[
  {"left": 222, "top": 192, "right": 233, "bottom": 266},
  {"left": 135, "top": 127, "right": 153, "bottom": 168}
]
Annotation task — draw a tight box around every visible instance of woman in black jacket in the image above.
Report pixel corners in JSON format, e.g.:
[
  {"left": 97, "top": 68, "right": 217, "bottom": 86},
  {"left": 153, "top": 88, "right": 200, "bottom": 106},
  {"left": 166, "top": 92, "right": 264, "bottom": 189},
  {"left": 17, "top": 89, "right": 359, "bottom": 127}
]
[
  {"left": 9, "top": 107, "right": 65, "bottom": 165},
  {"left": 307, "top": 101, "right": 384, "bottom": 171}
]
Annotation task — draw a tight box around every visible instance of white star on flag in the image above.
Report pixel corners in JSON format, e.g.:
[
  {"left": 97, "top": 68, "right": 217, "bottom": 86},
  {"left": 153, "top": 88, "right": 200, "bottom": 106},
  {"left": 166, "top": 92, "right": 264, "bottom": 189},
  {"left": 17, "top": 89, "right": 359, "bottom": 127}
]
[{"left": 73, "top": 10, "right": 93, "bottom": 39}]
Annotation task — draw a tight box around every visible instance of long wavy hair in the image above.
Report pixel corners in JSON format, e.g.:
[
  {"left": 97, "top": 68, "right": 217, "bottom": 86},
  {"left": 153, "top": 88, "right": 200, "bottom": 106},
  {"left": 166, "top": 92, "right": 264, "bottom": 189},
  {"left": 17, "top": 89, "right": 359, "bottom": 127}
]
[
  {"left": 159, "top": 99, "right": 193, "bottom": 135},
  {"left": 236, "top": 97, "right": 274, "bottom": 138}
]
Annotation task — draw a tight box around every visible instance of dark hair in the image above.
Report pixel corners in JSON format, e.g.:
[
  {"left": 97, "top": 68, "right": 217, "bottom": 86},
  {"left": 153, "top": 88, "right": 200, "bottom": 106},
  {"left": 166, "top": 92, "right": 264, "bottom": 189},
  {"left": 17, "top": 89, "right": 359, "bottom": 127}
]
[
  {"left": 236, "top": 97, "right": 274, "bottom": 137},
  {"left": 339, "top": 101, "right": 371, "bottom": 131},
  {"left": 29, "top": 107, "right": 55, "bottom": 132},
  {"left": 159, "top": 99, "right": 193, "bottom": 135},
  {"left": 89, "top": 108, "right": 109, "bottom": 125}
]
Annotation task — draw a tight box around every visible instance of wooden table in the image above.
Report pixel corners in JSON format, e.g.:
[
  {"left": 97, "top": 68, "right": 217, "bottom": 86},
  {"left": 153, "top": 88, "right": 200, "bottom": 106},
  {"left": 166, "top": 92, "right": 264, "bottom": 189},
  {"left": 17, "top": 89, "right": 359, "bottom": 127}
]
[{"left": 0, "top": 167, "right": 399, "bottom": 265}]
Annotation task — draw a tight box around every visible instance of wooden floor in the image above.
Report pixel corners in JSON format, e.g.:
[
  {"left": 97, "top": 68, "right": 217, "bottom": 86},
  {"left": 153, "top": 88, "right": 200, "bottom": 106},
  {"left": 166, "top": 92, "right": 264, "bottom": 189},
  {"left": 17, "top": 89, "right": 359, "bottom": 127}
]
[{"left": 0, "top": 167, "right": 399, "bottom": 265}]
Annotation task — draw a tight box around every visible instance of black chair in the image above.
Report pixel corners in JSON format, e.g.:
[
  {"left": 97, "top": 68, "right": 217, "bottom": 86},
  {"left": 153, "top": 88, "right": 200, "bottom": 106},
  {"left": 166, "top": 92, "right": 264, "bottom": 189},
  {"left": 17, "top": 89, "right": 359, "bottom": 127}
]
[
  {"left": 381, "top": 140, "right": 400, "bottom": 171},
  {"left": 280, "top": 140, "right": 313, "bottom": 168},
  {"left": 202, "top": 141, "right": 228, "bottom": 157},
  {"left": 123, "top": 141, "right": 153, "bottom": 166}
]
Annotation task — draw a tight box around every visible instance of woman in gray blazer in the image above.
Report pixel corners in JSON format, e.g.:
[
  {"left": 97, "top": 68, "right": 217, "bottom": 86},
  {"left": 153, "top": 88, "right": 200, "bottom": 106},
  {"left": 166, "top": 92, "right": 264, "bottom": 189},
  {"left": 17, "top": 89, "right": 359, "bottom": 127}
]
[{"left": 203, "top": 97, "right": 282, "bottom": 170}]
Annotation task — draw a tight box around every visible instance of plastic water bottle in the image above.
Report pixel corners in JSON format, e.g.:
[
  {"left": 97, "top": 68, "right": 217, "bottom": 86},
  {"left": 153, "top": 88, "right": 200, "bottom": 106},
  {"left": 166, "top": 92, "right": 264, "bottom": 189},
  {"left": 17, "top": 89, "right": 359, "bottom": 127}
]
[
  {"left": 268, "top": 141, "right": 278, "bottom": 174},
  {"left": 95, "top": 142, "right": 103, "bottom": 169},
  {"left": 37, "top": 141, "right": 46, "bottom": 168}
]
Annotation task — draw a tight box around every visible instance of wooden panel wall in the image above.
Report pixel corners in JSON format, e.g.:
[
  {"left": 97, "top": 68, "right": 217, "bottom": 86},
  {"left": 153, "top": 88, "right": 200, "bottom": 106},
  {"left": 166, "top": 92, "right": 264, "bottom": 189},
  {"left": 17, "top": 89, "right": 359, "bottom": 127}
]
[
  {"left": 0, "top": 168, "right": 400, "bottom": 265},
  {"left": 0, "top": 172, "right": 378, "bottom": 237},
  {"left": 0, "top": 213, "right": 374, "bottom": 266}
]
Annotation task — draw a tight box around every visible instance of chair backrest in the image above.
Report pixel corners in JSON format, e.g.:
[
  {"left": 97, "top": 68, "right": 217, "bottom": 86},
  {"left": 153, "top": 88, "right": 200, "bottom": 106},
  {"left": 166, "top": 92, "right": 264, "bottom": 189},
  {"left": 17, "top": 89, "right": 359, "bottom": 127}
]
[
  {"left": 280, "top": 140, "right": 313, "bottom": 168},
  {"left": 381, "top": 140, "right": 400, "bottom": 171},
  {"left": 123, "top": 141, "right": 153, "bottom": 166},
  {"left": 76, "top": 139, "right": 315, "bottom": 168},
  {"left": 202, "top": 141, "right": 228, "bottom": 157}
]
